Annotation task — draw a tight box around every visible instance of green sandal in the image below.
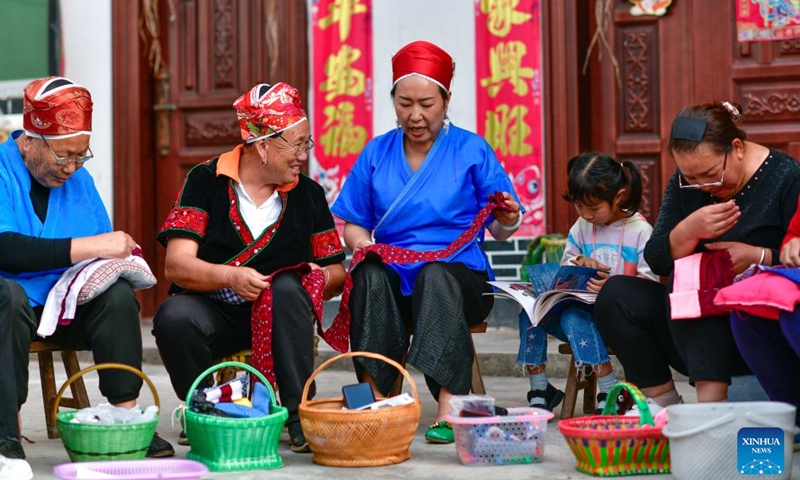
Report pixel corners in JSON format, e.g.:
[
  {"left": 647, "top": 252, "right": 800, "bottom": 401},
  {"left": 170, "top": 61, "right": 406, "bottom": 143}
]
[{"left": 425, "top": 420, "right": 454, "bottom": 444}]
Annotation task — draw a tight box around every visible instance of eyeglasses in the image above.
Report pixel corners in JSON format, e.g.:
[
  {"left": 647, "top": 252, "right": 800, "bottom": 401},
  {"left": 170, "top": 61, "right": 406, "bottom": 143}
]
[
  {"left": 678, "top": 148, "right": 728, "bottom": 189},
  {"left": 41, "top": 136, "right": 93, "bottom": 166},
  {"left": 273, "top": 134, "right": 315, "bottom": 157}
]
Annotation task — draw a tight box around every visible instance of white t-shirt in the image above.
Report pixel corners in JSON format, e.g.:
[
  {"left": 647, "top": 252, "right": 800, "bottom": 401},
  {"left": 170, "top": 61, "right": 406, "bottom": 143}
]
[{"left": 234, "top": 182, "right": 282, "bottom": 237}]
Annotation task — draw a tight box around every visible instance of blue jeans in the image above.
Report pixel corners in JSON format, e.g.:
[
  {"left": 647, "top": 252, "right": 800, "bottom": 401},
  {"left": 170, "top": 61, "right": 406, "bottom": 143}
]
[{"left": 517, "top": 303, "right": 611, "bottom": 368}]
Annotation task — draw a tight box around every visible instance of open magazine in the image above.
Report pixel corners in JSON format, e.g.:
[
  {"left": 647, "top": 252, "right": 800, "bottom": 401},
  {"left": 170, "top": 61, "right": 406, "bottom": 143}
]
[{"left": 487, "top": 262, "right": 602, "bottom": 327}]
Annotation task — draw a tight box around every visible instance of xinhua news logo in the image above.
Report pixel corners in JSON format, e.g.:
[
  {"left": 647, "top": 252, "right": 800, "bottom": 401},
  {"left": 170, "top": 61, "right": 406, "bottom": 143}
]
[{"left": 738, "top": 427, "right": 784, "bottom": 475}]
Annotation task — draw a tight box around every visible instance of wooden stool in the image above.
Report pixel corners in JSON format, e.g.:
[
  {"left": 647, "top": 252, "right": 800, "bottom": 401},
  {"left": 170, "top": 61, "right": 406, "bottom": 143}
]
[
  {"left": 389, "top": 322, "right": 487, "bottom": 396},
  {"left": 558, "top": 343, "right": 616, "bottom": 419},
  {"left": 215, "top": 350, "right": 253, "bottom": 384},
  {"left": 30, "top": 341, "right": 90, "bottom": 439},
  {"left": 213, "top": 337, "right": 320, "bottom": 385}
]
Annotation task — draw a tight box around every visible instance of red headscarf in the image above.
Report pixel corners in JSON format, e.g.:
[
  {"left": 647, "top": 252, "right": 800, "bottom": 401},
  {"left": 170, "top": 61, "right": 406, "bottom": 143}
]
[
  {"left": 233, "top": 82, "right": 307, "bottom": 143},
  {"left": 23, "top": 77, "right": 92, "bottom": 139},
  {"left": 392, "top": 41, "right": 454, "bottom": 92}
]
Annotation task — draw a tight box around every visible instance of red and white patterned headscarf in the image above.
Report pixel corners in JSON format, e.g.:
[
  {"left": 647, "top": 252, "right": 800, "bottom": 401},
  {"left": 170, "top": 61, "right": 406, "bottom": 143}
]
[
  {"left": 392, "top": 40, "right": 454, "bottom": 92},
  {"left": 23, "top": 76, "right": 93, "bottom": 139},
  {"left": 233, "top": 82, "right": 307, "bottom": 143}
]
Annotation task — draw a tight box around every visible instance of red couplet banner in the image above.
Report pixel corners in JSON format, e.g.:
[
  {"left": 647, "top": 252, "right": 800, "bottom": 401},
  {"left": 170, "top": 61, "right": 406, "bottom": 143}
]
[
  {"left": 736, "top": 0, "right": 800, "bottom": 41},
  {"left": 310, "top": 0, "right": 373, "bottom": 218},
  {"left": 475, "top": 0, "right": 545, "bottom": 238}
]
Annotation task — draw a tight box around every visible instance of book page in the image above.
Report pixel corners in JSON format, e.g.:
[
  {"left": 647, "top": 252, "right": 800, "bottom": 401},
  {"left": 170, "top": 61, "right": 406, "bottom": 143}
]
[
  {"left": 486, "top": 281, "right": 539, "bottom": 322},
  {"left": 530, "top": 290, "right": 597, "bottom": 327}
]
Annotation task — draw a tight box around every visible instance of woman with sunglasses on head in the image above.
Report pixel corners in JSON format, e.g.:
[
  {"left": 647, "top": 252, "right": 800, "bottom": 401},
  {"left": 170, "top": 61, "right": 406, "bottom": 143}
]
[{"left": 594, "top": 101, "right": 800, "bottom": 407}]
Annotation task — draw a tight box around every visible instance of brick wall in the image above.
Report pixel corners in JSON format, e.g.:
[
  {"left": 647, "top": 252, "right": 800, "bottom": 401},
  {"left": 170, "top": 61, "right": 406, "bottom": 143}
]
[{"left": 482, "top": 237, "right": 532, "bottom": 280}]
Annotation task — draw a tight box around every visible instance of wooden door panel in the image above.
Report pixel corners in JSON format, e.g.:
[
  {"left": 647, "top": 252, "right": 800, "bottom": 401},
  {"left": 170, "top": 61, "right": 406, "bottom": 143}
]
[
  {"left": 573, "top": 0, "right": 800, "bottom": 239},
  {"left": 147, "top": 0, "right": 308, "bottom": 306}
]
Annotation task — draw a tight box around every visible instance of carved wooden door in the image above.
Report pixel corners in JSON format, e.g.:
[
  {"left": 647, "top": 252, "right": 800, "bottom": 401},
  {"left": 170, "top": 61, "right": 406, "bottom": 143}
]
[
  {"left": 150, "top": 0, "right": 310, "bottom": 305},
  {"left": 569, "top": 0, "right": 800, "bottom": 235}
]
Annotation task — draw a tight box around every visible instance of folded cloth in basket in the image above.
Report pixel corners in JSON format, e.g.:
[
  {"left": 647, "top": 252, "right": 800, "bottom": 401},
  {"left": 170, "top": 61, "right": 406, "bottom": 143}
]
[
  {"left": 190, "top": 379, "right": 271, "bottom": 418},
  {"left": 201, "top": 376, "right": 248, "bottom": 403}
]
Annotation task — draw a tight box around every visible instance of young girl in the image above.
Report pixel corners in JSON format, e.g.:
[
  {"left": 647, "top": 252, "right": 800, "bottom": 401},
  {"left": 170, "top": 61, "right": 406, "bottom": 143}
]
[{"left": 518, "top": 152, "right": 658, "bottom": 413}]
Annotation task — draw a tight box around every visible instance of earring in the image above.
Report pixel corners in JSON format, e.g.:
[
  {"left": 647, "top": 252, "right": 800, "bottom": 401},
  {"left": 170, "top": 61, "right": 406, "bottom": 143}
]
[
  {"left": 443, "top": 115, "right": 451, "bottom": 134},
  {"left": 395, "top": 118, "right": 400, "bottom": 129}
]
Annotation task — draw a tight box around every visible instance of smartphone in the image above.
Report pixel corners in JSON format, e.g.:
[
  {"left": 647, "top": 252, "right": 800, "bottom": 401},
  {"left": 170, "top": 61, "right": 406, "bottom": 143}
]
[
  {"left": 342, "top": 383, "right": 375, "bottom": 410},
  {"left": 459, "top": 406, "right": 508, "bottom": 417}
]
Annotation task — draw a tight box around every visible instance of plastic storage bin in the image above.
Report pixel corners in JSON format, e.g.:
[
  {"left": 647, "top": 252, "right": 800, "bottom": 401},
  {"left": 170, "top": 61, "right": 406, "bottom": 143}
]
[
  {"left": 662, "top": 401, "right": 798, "bottom": 480},
  {"left": 446, "top": 407, "right": 553, "bottom": 465},
  {"left": 54, "top": 459, "right": 208, "bottom": 480}
]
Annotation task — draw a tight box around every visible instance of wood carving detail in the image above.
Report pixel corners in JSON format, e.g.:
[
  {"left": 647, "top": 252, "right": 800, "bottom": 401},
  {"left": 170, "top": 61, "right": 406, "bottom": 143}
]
[
  {"left": 622, "top": 31, "right": 653, "bottom": 132},
  {"left": 743, "top": 91, "right": 800, "bottom": 119},
  {"left": 624, "top": 158, "right": 657, "bottom": 223},
  {"left": 186, "top": 119, "right": 241, "bottom": 144},
  {"left": 780, "top": 40, "right": 800, "bottom": 55},
  {"left": 213, "top": 0, "right": 235, "bottom": 88}
]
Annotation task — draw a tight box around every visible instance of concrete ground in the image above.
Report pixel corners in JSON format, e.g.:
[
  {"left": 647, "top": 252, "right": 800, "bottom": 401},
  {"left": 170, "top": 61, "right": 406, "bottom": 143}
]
[{"left": 21, "top": 322, "right": 800, "bottom": 479}]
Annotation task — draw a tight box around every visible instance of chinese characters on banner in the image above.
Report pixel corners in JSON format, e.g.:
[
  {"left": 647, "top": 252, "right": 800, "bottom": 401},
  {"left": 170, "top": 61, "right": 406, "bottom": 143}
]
[
  {"left": 475, "top": 0, "right": 544, "bottom": 237},
  {"left": 736, "top": 0, "right": 800, "bottom": 41},
  {"left": 310, "top": 0, "right": 373, "bottom": 228}
]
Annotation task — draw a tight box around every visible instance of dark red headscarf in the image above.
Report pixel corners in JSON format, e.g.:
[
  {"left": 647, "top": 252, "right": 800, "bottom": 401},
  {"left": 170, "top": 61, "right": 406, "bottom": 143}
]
[
  {"left": 392, "top": 40, "right": 454, "bottom": 92},
  {"left": 23, "top": 76, "right": 92, "bottom": 139}
]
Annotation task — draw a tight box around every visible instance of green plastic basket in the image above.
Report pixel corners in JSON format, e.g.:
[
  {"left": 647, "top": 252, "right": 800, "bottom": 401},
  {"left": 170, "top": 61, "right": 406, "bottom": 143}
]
[
  {"left": 54, "top": 363, "right": 159, "bottom": 462},
  {"left": 184, "top": 361, "right": 288, "bottom": 472}
]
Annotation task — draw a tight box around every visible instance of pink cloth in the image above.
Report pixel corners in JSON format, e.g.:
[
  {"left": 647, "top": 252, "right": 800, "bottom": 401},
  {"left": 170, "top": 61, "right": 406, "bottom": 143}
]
[
  {"left": 669, "top": 250, "right": 735, "bottom": 320},
  {"left": 715, "top": 270, "right": 800, "bottom": 320}
]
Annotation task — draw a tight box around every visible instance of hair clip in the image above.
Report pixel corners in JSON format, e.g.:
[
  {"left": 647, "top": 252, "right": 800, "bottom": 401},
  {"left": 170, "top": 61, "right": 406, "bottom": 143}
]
[{"left": 721, "top": 101, "right": 741, "bottom": 122}]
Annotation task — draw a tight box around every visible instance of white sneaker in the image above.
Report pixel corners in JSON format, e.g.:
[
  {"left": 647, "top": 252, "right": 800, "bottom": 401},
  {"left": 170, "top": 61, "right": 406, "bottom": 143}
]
[{"left": 0, "top": 454, "right": 32, "bottom": 480}]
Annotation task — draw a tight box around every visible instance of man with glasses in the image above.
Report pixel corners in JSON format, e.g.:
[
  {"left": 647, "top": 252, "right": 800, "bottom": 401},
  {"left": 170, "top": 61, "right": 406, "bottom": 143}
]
[
  {"left": 0, "top": 77, "right": 174, "bottom": 468},
  {"left": 152, "top": 82, "right": 345, "bottom": 453}
]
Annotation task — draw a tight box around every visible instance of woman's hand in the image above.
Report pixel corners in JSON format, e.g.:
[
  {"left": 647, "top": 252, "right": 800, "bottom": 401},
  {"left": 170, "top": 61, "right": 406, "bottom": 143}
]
[
  {"left": 678, "top": 200, "right": 741, "bottom": 242},
  {"left": 705, "top": 241, "right": 760, "bottom": 274},
  {"left": 586, "top": 270, "right": 610, "bottom": 293},
  {"left": 780, "top": 237, "right": 800, "bottom": 267},
  {"left": 492, "top": 191, "right": 521, "bottom": 228},
  {"left": 353, "top": 239, "right": 374, "bottom": 252},
  {"left": 227, "top": 266, "right": 270, "bottom": 301}
]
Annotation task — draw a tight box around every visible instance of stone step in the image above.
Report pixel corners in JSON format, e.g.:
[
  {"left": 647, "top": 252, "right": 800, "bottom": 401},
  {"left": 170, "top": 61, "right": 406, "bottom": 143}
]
[{"left": 50, "top": 319, "right": 689, "bottom": 382}]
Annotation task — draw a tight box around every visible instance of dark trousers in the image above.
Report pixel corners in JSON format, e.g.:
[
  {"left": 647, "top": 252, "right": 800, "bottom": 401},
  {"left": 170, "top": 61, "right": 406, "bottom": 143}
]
[
  {"left": 594, "top": 275, "right": 687, "bottom": 388},
  {"left": 349, "top": 260, "right": 493, "bottom": 398},
  {"left": 152, "top": 272, "right": 315, "bottom": 425},
  {"left": 0, "top": 277, "right": 143, "bottom": 438},
  {"left": 731, "top": 309, "right": 800, "bottom": 427}
]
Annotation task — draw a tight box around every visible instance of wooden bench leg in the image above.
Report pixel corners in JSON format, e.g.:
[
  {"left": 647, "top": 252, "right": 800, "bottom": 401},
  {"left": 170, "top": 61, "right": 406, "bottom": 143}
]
[
  {"left": 470, "top": 340, "right": 485, "bottom": 395},
  {"left": 582, "top": 365, "right": 599, "bottom": 415},
  {"left": 560, "top": 355, "right": 580, "bottom": 420},
  {"left": 39, "top": 350, "right": 90, "bottom": 439},
  {"left": 37, "top": 351, "right": 59, "bottom": 439}
]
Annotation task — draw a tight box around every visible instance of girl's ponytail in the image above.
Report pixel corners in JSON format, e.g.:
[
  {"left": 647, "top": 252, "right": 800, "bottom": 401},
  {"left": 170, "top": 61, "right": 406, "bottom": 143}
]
[{"left": 618, "top": 160, "right": 643, "bottom": 216}]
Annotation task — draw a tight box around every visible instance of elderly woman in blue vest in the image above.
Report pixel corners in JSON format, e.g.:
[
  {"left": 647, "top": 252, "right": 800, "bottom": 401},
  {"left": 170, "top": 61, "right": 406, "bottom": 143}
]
[{"left": 332, "top": 40, "right": 522, "bottom": 444}]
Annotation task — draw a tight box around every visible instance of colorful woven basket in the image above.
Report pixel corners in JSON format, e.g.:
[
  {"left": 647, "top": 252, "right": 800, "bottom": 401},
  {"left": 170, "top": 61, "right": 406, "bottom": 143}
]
[
  {"left": 54, "top": 363, "right": 159, "bottom": 462},
  {"left": 298, "top": 351, "right": 422, "bottom": 467},
  {"left": 184, "top": 361, "right": 288, "bottom": 472},
  {"left": 559, "top": 382, "right": 670, "bottom": 476}
]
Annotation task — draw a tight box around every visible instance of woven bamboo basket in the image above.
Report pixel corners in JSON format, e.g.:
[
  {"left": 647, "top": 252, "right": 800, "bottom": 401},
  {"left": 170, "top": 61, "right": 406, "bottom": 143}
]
[
  {"left": 54, "top": 363, "right": 160, "bottom": 462},
  {"left": 559, "top": 382, "right": 670, "bottom": 476},
  {"left": 184, "top": 361, "right": 288, "bottom": 472},
  {"left": 298, "top": 351, "right": 422, "bottom": 467}
]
